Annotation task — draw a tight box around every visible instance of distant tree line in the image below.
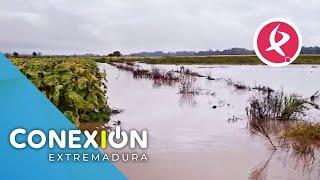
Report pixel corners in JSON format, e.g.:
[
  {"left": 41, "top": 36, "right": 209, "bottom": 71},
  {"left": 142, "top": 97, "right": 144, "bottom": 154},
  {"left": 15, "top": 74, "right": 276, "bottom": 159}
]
[
  {"left": 2, "top": 46, "right": 320, "bottom": 58},
  {"left": 301, "top": 46, "right": 320, "bottom": 54},
  {"left": 130, "top": 48, "right": 254, "bottom": 57},
  {"left": 130, "top": 46, "right": 320, "bottom": 57},
  {"left": 2, "top": 52, "right": 42, "bottom": 58}
]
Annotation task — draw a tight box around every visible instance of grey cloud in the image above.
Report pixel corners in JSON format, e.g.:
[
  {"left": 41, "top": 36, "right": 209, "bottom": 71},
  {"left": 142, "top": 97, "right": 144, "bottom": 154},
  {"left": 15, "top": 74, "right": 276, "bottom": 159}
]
[{"left": 0, "top": 0, "right": 319, "bottom": 54}]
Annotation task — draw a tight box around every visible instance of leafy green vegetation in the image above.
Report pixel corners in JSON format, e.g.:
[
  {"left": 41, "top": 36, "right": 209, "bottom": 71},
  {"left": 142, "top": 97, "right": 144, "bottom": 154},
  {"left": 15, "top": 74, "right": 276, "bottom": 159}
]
[{"left": 11, "top": 57, "right": 110, "bottom": 127}]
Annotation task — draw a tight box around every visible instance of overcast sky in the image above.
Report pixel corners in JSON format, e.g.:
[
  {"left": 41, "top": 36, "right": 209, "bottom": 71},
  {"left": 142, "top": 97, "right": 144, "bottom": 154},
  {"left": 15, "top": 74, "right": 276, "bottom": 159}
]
[{"left": 0, "top": 0, "right": 319, "bottom": 55}]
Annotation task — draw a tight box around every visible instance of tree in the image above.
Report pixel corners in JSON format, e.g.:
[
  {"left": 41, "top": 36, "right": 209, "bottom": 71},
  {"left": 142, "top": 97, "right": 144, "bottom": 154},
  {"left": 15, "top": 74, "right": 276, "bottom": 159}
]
[
  {"left": 32, "top": 52, "right": 37, "bottom": 57},
  {"left": 13, "top": 52, "right": 19, "bottom": 57},
  {"left": 113, "top": 51, "right": 122, "bottom": 57},
  {"left": 108, "top": 51, "right": 122, "bottom": 57},
  {"left": 4, "top": 53, "right": 10, "bottom": 58}
]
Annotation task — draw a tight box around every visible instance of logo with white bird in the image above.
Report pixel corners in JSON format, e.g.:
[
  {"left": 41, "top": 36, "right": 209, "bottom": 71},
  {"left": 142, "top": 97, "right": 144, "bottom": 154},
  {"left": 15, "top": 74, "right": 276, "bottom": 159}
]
[{"left": 254, "top": 18, "right": 302, "bottom": 67}]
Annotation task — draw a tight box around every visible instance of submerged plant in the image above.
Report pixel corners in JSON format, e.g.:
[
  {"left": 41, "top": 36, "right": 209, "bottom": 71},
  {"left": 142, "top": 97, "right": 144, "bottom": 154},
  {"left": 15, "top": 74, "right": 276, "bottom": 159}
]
[
  {"left": 206, "top": 74, "right": 215, "bottom": 81},
  {"left": 280, "top": 122, "right": 320, "bottom": 176},
  {"left": 184, "top": 68, "right": 205, "bottom": 77},
  {"left": 176, "top": 68, "right": 205, "bottom": 77},
  {"left": 248, "top": 118, "right": 278, "bottom": 150},
  {"left": 150, "top": 68, "right": 179, "bottom": 81},
  {"left": 178, "top": 74, "right": 200, "bottom": 95},
  {"left": 247, "top": 91, "right": 320, "bottom": 150},
  {"left": 247, "top": 91, "right": 319, "bottom": 121},
  {"left": 112, "top": 63, "right": 179, "bottom": 85},
  {"left": 311, "top": 91, "right": 320, "bottom": 102},
  {"left": 252, "top": 85, "right": 274, "bottom": 94},
  {"left": 282, "top": 122, "right": 320, "bottom": 143},
  {"left": 225, "top": 78, "right": 250, "bottom": 91}
]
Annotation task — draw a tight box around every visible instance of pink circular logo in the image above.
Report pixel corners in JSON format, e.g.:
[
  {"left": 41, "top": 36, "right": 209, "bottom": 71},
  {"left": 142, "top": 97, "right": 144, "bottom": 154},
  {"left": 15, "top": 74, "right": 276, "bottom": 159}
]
[{"left": 253, "top": 18, "right": 302, "bottom": 67}]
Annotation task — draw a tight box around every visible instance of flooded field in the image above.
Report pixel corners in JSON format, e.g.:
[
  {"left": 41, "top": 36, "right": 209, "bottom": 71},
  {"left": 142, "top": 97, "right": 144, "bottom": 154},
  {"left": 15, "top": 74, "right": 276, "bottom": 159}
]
[{"left": 98, "top": 63, "right": 320, "bottom": 180}]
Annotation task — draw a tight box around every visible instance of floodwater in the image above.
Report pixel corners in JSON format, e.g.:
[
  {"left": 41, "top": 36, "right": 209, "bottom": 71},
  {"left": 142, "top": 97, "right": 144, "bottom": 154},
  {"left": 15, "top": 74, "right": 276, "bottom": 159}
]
[{"left": 97, "top": 63, "right": 320, "bottom": 180}]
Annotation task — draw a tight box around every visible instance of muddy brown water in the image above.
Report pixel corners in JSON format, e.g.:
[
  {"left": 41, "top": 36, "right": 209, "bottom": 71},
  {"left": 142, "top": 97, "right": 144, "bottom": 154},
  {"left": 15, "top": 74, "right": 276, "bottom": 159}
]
[{"left": 90, "top": 63, "right": 320, "bottom": 180}]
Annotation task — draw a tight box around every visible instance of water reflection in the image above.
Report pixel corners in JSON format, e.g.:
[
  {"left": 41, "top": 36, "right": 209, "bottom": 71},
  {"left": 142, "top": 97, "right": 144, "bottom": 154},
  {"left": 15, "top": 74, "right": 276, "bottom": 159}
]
[
  {"left": 249, "top": 151, "right": 275, "bottom": 180},
  {"left": 281, "top": 140, "right": 320, "bottom": 177},
  {"left": 179, "top": 93, "right": 197, "bottom": 107},
  {"left": 249, "top": 148, "right": 320, "bottom": 180},
  {"left": 289, "top": 149, "right": 320, "bottom": 177},
  {"left": 227, "top": 115, "right": 242, "bottom": 123},
  {"left": 152, "top": 79, "right": 177, "bottom": 88}
]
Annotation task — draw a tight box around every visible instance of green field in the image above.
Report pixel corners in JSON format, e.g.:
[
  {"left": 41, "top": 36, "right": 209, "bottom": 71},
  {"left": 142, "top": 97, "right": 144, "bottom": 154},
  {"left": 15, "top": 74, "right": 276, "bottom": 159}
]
[{"left": 96, "top": 55, "right": 320, "bottom": 65}]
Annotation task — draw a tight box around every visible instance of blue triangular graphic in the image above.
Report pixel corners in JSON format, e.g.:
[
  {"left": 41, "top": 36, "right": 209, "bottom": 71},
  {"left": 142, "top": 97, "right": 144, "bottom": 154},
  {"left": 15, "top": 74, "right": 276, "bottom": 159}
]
[{"left": 0, "top": 54, "right": 127, "bottom": 180}]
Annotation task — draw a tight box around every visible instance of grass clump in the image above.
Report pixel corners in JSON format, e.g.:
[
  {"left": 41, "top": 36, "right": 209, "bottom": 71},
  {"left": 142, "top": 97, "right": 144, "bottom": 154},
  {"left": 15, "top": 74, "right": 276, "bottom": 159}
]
[
  {"left": 283, "top": 122, "right": 320, "bottom": 141},
  {"left": 252, "top": 85, "right": 274, "bottom": 94},
  {"left": 175, "top": 68, "right": 206, "bottom": 77},
  {"left": 111, "top": 63, "right": 179, "bottom": 85},
  {"left": 225, "top": 78, "right": 250, "bottom": 91},
  {"left": 178, "top": 75, "right": 200, "bottom": 95},
  {"left": 247, "top": 91, "right": 318, "bottom": 121},
  {"left": 280, "top": 122, "right": 320, "bottom": 165}
]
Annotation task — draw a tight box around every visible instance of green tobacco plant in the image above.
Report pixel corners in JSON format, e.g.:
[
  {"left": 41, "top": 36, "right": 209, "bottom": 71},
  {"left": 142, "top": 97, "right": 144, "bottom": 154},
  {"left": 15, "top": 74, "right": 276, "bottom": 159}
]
[{"left": 12, "top": 57, "right": 111, "bottom": 127}]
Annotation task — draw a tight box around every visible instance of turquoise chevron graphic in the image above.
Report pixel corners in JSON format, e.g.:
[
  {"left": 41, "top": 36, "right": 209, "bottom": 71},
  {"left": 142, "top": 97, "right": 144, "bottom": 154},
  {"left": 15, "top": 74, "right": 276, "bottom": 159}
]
[{"left": 0, "top": 54, "right": 127, "bottom": 180}]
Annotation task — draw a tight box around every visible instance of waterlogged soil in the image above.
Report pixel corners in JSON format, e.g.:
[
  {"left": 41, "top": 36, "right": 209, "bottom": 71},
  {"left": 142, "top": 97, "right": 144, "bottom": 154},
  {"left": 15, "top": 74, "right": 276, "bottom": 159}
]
[{"left": 97, "top": 63, "right": 320, "bottom": 180}]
